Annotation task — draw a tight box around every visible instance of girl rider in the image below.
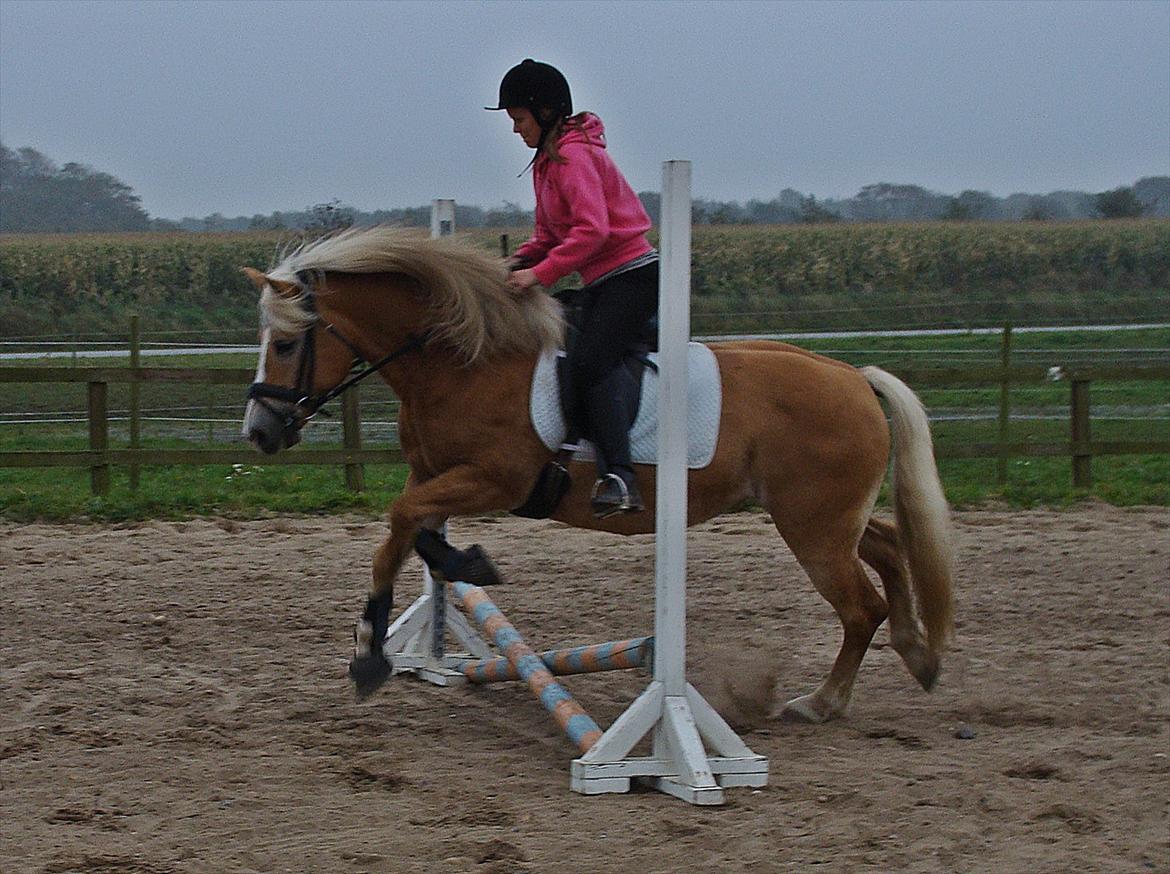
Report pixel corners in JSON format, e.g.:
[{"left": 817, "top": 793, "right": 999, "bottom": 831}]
[{"left": 488, "top": 59, "right": 659, "bottom": 518}]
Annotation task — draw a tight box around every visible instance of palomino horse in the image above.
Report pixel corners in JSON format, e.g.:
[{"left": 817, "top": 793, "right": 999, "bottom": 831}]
[{"left": 241, "top": 227, "right": 954, "bottom": 722}]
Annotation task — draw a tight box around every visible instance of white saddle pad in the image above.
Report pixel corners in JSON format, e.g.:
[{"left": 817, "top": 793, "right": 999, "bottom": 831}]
[{"left": 529, "top": 342, "right": 721, "bottom": 469}]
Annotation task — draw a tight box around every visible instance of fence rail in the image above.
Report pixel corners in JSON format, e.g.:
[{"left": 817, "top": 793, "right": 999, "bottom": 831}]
[{"left": 1, "top": 360, "right": 1166, "bottom": 495}]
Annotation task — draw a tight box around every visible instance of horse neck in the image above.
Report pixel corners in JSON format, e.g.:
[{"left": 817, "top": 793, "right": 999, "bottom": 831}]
[{"left": 319, "top": 273, "right": 447, "bottom": 396}]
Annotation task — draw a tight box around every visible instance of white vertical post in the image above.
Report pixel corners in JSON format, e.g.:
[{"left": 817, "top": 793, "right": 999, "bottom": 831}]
[
  {"left": 647, "top": 160, "right": 718, "bottom": 802},
  {"left": 654, "top": 160, "right": 691, "bottom": 699},
  {"left": 570, "top": 160, "right": 768, "bottom": 804},
  {"left": 431, "top": 199, "right": 455, "bottom": 237}
]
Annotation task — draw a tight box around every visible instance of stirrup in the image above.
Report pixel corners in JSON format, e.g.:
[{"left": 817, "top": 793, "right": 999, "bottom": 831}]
[{"left": 590, "top": 473, "right": 640, "bottom": 519}]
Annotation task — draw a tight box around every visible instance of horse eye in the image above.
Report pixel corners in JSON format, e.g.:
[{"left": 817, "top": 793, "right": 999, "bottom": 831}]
[{"left": 273, "top": 339, "right": 298, "bottom": 356}]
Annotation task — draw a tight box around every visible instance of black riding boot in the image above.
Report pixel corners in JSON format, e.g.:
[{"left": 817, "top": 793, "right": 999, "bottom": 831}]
[{"left": 584, "top": 374, "right": 644, "bottom": 518}]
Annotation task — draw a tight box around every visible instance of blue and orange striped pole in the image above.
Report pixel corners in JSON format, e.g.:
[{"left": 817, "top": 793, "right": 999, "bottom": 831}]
[
  {"left": 450, "top": 581, "right": 604, "bottom": 754},
  {"left": 457, "top": 636, "right": 653, "bottom": 684}
]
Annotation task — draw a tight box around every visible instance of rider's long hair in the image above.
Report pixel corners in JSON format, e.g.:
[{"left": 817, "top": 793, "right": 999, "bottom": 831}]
[{"left": 538, "top": 112, "right": 596, "bottom": 165}]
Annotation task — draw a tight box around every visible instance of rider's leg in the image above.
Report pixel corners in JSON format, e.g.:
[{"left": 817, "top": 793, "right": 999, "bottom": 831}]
[
  {"left": 584, "top": 368, "right": 643, "bottom": 516},
  {"left": 566, "top": 263, "right": 659, "bottom": 515}
]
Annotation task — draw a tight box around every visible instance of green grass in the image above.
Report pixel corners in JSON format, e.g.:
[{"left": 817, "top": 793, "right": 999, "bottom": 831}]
[
  {"left": 0, "top": 455, "right": 411, "bottom": 522},
  {"left": 2, "top": 445, "right": 1163, "bottom": 523}
]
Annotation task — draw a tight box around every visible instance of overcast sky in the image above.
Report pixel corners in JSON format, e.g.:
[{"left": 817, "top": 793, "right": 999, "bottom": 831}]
[{"left": 1, "top": 0, "right": 1167, "bottom": 220}]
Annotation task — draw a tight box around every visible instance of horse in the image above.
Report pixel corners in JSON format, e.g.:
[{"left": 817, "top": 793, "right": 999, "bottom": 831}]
[{"left": 240, "top": 226, "right": 954, "bottom": 723}]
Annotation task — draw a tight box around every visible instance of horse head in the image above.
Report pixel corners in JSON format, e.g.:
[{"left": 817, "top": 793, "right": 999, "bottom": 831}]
[{"left": 240, "top": 266, "right": 360, "bottom": 455}]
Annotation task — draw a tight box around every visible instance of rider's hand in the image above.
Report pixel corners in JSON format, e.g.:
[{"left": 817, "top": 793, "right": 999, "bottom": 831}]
[{"left": 506, "top": 268, "right": 540, "bottom": 293}]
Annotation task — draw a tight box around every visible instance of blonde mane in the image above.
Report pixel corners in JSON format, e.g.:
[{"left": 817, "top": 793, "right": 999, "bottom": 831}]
[{"left": 261, "top": 227, "right": 563, "bottom": 363}]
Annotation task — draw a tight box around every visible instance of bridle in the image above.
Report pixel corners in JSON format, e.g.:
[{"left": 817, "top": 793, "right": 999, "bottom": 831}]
[{"left": 246, "top": 273, "right": 430, "bottom": 433}]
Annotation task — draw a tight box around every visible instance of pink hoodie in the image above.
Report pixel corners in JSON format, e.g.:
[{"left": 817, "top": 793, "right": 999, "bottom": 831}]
[{"left": 513, "top": 113, "right": 653, "bottom": 288}]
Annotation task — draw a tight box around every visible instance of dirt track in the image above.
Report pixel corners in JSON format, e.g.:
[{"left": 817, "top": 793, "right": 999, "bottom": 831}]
[{"left": 2, "top": 504, "right": 1167, "bottom": 873}]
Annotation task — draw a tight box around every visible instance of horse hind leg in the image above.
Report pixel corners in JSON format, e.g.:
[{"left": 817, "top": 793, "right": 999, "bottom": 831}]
[
  {"left": 778, "top": 542, "right": 889, "bottom": 723},
  {"left": 859, "top": 517, "right": 940, "bottom": 692}
]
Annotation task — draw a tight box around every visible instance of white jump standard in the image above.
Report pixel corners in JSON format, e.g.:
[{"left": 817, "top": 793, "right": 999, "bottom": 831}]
[{"left": 568, "top": 161, "right": 767, "bottom": 804}]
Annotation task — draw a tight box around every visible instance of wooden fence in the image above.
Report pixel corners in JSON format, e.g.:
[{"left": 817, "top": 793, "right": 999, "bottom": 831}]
[{"left": 0, "top": 361, "right": 1166, "bottom": 496}]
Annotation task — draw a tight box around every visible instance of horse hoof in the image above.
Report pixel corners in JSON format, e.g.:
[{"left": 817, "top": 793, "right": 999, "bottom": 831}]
[
  {"left": 917, "top": 663, "right": 941, "bottom": 693},
  {"left": 459, "top": 545, "right": 502, "bottom": 587},
  {"left": 349, "top": 653, "right": 392, "bottom": 700},
  {"left": 777, "top": 694, "right": 833, "bottom": 724},
  {"left": 899, "top": 645, "right": 941, "bottom": 692}
]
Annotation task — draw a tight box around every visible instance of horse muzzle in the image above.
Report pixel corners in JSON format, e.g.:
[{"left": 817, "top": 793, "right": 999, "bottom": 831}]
[{"left": 244, "top": 399, "right": 304, "bottom": 454}]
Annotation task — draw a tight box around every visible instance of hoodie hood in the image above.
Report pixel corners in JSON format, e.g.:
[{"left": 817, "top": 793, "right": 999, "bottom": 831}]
[{"left": 557, "top": 113, "right": 607, "bottom": 150}]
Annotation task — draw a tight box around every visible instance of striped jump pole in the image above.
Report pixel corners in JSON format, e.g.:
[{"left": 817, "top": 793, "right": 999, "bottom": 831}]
[
  {"left": 457, "top": 636, "right": 653, "bottom": 684},
  {"left": 450, "top": 581, "right": 604, "bottom": 755}
]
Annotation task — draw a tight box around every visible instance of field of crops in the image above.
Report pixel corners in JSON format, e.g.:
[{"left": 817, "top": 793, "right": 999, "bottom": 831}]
[
  {"left": 1, "top": 219, "right": 1167, "bottom": 339},
  {"left": 686, "top": 220, "right": 1170, "bottom": 331}
]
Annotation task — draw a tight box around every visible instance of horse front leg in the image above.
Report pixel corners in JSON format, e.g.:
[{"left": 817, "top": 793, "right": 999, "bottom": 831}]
[
  {"left": 349, "top": 464, "right": 523, "bottom": 698},
  {"left": 348, "top": 472, "right": 423, "bottom": 697}
]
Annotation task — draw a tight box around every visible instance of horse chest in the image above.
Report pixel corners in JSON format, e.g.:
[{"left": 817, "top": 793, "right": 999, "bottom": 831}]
[{"left": 397, "top": 396, "right": 504, "bottom": 474}]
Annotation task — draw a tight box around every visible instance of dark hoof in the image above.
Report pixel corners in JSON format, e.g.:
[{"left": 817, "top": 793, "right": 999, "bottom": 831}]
[
  {"left": 348, "top": 653, "right": 392, "bottom": 700},
  {"left": 458, "top": 545, "right": 502, "bottom": 587}
]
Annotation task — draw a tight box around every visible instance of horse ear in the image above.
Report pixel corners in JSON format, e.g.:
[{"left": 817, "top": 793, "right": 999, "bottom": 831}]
[
  {"left": 267, "top": 276, "right": 301, "bottom": 298},
  {"left": 241, "top": 267, "right": 269, "bottom": 292},
  {"left": 241, "top": 267, "right": 299, "bottom": 298}
]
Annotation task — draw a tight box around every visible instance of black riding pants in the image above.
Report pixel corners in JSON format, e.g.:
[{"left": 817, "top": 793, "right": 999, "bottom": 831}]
[{"left": 568, "top": 261, "right": 659, "bottom": 474}]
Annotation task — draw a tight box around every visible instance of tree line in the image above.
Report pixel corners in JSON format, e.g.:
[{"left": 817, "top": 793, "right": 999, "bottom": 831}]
[
  {"left": 180, "top": 178, "right": 1170, "bottom": 233},
  {"left": 706, "top": 178, "right": 1168, "bottom": 223},
  {"left": 1, "top": 141, "right": 1166, "bottom": 235},
  {"left": 0, "top": 143, "right": 156, "bottom": 233}
]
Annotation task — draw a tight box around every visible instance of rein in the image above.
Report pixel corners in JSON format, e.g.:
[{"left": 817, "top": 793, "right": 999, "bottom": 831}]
[{"left": 247, "top": 277, "right": 430, "bottom": 429}]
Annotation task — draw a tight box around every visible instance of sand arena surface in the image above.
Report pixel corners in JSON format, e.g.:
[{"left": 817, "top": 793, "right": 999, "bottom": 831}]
[{"left": 2, "top": 504, "right": 1167, "bottom": 873}]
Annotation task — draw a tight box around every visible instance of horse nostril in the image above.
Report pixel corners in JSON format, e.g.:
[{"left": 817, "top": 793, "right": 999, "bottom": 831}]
[{"left": 248, "top": 427, "right": 279, "bottom": 454}]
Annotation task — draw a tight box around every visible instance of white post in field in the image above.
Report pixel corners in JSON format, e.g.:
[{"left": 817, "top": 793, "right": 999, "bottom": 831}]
[
  {"left": 570, "top": 161, "right": 768, "bottom": 805},
  {"left": 430, "top": 199, "right": 455, "bottom": 237},
  {"left": 654, "top": 160, "right": 691, "bottom": 700}
]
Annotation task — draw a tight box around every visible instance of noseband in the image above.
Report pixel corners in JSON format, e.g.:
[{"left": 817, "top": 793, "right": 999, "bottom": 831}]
[{"left": 247, "top": 274, "right": 430, "bottom": 432}]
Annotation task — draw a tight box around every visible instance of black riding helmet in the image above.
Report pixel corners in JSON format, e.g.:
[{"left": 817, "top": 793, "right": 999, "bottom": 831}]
[{"left": 486, "top": 59, "right": 573, "bottom": 139}]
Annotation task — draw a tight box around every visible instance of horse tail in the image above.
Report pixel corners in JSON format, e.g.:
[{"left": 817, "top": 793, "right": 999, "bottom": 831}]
[{"left": 861, "top": 366, "right": 955, "bottom": 657}]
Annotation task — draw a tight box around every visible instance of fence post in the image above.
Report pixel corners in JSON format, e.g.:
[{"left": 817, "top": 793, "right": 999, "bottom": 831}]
[
  {"left": 500, "top": 233, "right": 509, "bottom": 258},
  {"left": 342, "top": 386, "right": 364, "bottom": 492},
  {"left": 1071, "top": 379, "right": 1092, "bottom": 487},
  {"left": 430, "top": 199, "right": 455, "bottom": 237},
  {"left": 997, "top": 322, "right": 1012, "bottom": 485},
  {"left": 88, "top": 380, "right": 110, "bottom": 496},
  {"left": 129, "top": 315, "right": 141, "bottom": 490}
]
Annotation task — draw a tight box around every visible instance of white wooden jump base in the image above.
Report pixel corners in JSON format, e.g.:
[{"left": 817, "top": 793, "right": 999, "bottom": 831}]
[{"left": 385, "top": 166, "right": 768, "bottom": 805}]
